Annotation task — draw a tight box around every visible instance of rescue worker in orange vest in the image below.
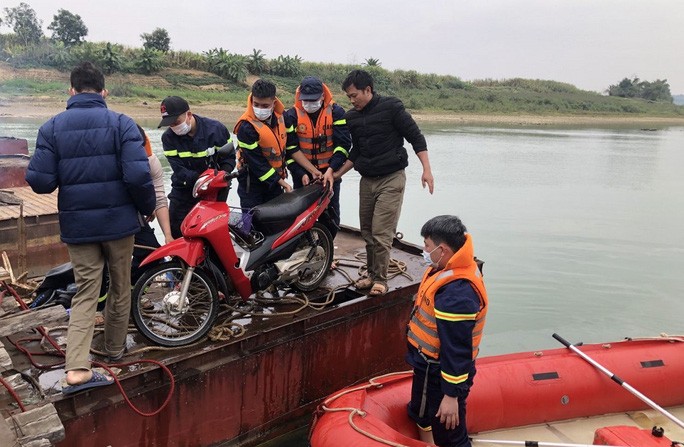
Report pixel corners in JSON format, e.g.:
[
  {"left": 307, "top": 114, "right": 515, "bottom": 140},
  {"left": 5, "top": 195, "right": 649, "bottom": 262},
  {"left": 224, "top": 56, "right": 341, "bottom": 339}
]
[
  {"left": 406, "top": 215, "right": 488, "bottom": 447},
  {"left": 285, "top": 76, "right": 351, "bottom": 239},
  {"left": 234, "top": 79, "right": 321, "bottom": 209}
]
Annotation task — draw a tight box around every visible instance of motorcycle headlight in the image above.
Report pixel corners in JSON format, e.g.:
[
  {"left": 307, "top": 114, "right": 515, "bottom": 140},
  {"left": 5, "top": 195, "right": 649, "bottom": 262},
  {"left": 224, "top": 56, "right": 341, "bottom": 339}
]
[{"left": 192, "top": 174, "right": 211, "bottom": 198}]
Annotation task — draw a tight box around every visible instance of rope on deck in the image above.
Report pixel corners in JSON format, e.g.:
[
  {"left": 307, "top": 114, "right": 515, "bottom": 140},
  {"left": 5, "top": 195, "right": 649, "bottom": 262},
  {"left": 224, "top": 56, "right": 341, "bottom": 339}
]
[
  {"left": 205, "top": 253, "right": 413, "bottom": 341},
  {"left": 0, "top": 280, "right": 175, "bottom": 418}
]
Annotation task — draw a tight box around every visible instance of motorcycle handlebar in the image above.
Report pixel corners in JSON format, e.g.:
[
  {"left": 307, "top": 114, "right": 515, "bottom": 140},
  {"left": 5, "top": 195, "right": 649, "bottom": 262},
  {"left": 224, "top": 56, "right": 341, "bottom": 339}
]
[{"left": 223, "top": 170, "right": 241, "bottom": 181}]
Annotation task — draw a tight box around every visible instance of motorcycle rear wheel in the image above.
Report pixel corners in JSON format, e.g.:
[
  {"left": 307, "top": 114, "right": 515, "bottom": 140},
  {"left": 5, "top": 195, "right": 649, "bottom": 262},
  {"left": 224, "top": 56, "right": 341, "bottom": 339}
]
[
  {"left": 131, "top": 261, "right": 219, "bottom": 347},
  {"left": 292, "top": 223, "right": 334, "bottom": 292}
]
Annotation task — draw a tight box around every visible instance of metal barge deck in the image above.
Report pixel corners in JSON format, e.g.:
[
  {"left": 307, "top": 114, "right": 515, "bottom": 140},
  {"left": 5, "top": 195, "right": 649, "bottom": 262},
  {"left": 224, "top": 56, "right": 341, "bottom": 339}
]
[{"left": 1, "top": 226, "right": 425, "bottom": 446}]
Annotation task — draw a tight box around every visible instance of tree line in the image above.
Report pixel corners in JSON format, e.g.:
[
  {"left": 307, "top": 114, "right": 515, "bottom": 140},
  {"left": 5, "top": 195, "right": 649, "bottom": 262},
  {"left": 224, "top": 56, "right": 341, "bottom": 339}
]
[
  {"left": 0, "top": 2, "right": 675, "bottom": 104},
  {"left": 0, "top": 2, "right": 394, "bottom": 82}
]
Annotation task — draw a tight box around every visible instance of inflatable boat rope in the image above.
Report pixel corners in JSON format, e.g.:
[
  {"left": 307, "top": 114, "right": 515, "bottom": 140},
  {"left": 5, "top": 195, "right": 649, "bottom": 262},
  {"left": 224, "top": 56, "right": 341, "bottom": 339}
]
[{"left": 319, "top": 370, "right": 415, "bottom": 447}]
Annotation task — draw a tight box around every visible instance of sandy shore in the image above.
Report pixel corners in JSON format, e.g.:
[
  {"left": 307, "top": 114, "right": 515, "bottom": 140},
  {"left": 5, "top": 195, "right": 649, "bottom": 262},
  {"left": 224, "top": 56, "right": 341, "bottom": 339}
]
[{"left": 2, "top": 95, "right": 684, "bottom": 127}]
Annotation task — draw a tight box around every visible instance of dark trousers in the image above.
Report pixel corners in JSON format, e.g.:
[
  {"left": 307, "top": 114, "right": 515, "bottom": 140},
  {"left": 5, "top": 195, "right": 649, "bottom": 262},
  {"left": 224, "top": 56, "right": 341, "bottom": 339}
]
[
  {"left": 237, "top": 180, "right": 283, "bottom": 210},
  {"left": 407, "top": 366, "right": 471, "bottom": 447},
  {"left": 293, "top": 176, "right": 341, "bottom": 239},
  {"left": 131, "top": 224, "right": 161, "bottom": 284},
  {"left": 169, "top": 196, "right": 198, "bottom": 239}
]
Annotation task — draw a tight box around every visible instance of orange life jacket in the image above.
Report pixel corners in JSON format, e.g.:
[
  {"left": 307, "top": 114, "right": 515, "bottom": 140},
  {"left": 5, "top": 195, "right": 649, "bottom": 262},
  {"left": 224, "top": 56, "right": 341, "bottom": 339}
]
[
  {"left": 143, "top": 132, "right": 153, "bottom": 157},
  {"left": 234, "top": 95, "right": 287, "bottom": 179},
  {"left": 407, "top": 234, "right": 488, "bottom": 361},
  {"left": 294, "top": 83, "right": 334, "bottom": 170}
]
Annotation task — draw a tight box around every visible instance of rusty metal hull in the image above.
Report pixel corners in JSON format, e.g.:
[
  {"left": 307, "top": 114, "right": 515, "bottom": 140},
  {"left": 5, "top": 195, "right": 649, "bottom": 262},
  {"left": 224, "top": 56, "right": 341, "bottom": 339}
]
[
  {"left": 0, "top": 137, "right": 30, "bottom": 188},
  {"left": 47, "top": 228, "right": 424, "bottom": 447},
  {"left": 0, "top": 138, "right": 69, "bottom": 277},
  {"left": 0, "top": 187, "right": 68, "bottom": 278}
]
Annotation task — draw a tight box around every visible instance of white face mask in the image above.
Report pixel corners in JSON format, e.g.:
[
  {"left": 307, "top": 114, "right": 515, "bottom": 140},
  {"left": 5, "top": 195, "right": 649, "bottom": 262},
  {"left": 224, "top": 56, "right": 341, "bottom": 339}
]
[
  {"left": 422, "top": 246, "right": 442, "bottom": 268},
  {"left": 170, "top": 118, "right": 191, "bottom": 136},
  {"left": 253, "top": 105, "right": 273, "bottom": 121},
  {"left": 302, "top": 100, "right": 322, "bottom": 114}
]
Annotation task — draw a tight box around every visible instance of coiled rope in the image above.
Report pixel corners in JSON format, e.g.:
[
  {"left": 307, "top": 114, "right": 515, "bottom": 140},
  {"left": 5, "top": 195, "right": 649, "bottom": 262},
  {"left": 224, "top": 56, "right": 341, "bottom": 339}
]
[
  {"left": 317, "top": 370, "right": 415, "bottom": 447},
  {"left": 206, "top": 254, "right": 413, "bottom": 341}
]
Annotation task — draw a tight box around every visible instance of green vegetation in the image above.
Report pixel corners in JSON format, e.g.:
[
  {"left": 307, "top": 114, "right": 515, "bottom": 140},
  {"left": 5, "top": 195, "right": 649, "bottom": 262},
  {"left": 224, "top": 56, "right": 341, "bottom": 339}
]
[
  {"left": 47, "top": 9, "right": 87, "bottom": 47},
  {"left": 1, "top": 2, "right": 683, "bottom": 118},
  {"left": 608, "top": 77, "right": 672, "bottom": 103}
]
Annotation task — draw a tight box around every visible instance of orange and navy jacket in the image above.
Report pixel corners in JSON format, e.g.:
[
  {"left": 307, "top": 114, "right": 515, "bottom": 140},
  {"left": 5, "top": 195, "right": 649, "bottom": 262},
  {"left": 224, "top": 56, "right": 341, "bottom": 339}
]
[
  {"left": 234, "top": 95, "right": 296, "bottom": 188},
  {"left": 406, "top": 234, "right": 488, "bottom": 397},
  {"left": 285, "top": 83, "right": 351, "bottom": 180}
]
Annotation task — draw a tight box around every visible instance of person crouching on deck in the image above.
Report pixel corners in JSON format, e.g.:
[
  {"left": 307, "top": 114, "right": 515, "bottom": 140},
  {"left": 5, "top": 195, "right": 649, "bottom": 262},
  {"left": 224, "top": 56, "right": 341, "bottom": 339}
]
[{"left": 234, "top": 79, "right": 321, "bottom": 209}]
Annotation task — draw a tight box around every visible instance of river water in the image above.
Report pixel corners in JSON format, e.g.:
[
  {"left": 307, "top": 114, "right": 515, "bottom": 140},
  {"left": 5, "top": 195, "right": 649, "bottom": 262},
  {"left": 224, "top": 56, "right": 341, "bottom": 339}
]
[{"left": 3, "top": 118, "right": 683, "bottom": 443}]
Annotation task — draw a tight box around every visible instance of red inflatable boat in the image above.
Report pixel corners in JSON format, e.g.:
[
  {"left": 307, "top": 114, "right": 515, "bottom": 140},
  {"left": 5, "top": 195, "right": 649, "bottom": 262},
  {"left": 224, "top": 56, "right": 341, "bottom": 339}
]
[{"left": 309, "top": 336, "right": 684, "bottom": 447}]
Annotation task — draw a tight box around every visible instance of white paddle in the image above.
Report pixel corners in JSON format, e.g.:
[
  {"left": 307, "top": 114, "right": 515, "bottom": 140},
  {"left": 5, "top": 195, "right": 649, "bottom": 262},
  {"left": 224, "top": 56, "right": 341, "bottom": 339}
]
[{"left": 552, "top": 333, "right": 684, "bottom": 430}]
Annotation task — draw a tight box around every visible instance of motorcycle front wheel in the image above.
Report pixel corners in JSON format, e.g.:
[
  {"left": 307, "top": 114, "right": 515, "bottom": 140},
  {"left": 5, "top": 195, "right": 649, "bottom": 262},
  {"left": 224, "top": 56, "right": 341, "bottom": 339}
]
[
  {"left": 292, "top": 223, "right": 334, "bottom": 292},
  {"left": 131, "top": 261, "right": 219, "bottom": 347}
]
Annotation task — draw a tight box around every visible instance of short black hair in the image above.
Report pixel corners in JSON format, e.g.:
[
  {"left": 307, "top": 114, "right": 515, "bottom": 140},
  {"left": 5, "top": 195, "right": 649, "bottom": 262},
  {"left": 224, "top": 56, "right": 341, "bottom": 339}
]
[
  {"left": 420, "top": 215, "right": 467, "bottom": 252},
  {"left": 342, "top": 69, "right": 374, "bottom": 93},
  {"left": 251, "top": 79, "right": 276, "bottom": 99},
  {"left": 70, "top": 61, "right": 105, "bottom": 93}
]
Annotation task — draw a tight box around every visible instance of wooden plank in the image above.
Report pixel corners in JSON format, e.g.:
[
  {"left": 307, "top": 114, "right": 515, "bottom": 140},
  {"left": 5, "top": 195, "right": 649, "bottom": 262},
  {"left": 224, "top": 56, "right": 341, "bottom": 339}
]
[
  {"left": 0, "top": 306, "right": 67, "bottom": 337},
  {"left": 0, "top": 187, "right": 59, "bottom": 220},
  {"left": 3, "top": 373, "right": 31, "bottom": 400},
  {"left": 0, "top": 289, "right": 20, "bottom": 318},
  {"left": 0, "top": 417, "right": 20, "bottom": 447},
  {"left": 19, "top": 440, "right": 52, "bottom": 447},
  {"left": 2, "top": 252, "right": 15, "bottom": 283},
  {"left": 5, "top": 404, "right": 65, "bottom": 445},
  {"left": 0, "top": 346, "right": 12, "bottom": 372}
]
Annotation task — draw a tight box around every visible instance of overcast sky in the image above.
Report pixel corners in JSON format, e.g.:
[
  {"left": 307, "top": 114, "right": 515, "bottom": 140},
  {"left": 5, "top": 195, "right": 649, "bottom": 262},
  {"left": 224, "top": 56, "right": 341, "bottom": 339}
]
[{"left": 12, "top": 0, "right": 684, "bottom": 94}]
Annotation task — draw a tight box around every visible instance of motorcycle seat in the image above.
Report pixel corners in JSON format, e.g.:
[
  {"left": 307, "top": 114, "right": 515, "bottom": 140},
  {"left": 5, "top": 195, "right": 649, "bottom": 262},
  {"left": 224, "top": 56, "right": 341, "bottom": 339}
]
[{"left": 251, "top": 184, "right": 324, "bottom": 235}]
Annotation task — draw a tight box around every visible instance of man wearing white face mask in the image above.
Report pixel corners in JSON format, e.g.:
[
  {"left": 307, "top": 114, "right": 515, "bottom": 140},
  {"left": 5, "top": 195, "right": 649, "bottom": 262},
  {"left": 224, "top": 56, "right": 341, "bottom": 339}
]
[
  {"left": 285, "top": 76, "right": 351, "bottom": 240},
  {"left": 406, "top": 215, "right": 488, "bottom": 447},
  {"left": 158, "top": 96, "right": 232, "bottom": 238},
  {"left": 234, "top": 79, "right": 321, "bottom": 209}
]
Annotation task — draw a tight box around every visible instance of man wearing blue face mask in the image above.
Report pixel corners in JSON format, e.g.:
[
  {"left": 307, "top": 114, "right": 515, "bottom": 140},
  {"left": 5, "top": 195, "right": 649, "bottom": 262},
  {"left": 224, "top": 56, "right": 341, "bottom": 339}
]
[
  {"left": 234, "top": 79, "right": 321, "bottom": 209},
  {"left": 285, "top": 76, "right": 351, "bottom": 240},
  {"left": 158, "top": 96, "right": 233, "bottom": 238}
]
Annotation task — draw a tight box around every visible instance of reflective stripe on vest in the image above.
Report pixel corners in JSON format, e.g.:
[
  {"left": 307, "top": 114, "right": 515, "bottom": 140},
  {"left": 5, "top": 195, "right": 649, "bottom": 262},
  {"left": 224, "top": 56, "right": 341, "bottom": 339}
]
[
  {"left": 234, "top": 116, "right": 287, "bottom": 180},
  {"left": 295, "top": 104, "right": 334, "bottom": 169}
]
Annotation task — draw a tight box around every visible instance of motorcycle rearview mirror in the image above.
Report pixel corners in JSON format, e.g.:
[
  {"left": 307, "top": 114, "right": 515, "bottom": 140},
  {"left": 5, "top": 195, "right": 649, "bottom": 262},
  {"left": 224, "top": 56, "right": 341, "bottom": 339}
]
[{"left": 218, "top": 141, "right": 236, "bottom": 157}]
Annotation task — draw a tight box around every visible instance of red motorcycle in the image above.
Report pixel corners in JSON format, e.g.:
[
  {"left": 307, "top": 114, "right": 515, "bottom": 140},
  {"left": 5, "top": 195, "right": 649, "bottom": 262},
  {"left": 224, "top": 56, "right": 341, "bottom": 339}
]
[{"left": 131, "top": 145, "right": 334, "bottom": 346}]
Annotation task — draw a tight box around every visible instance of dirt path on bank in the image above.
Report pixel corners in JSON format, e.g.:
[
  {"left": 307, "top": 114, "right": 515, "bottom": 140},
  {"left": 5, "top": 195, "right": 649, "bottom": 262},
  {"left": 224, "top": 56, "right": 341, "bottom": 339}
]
[{"left": 3, "top": 95, "right": 684, "bottom": 127}]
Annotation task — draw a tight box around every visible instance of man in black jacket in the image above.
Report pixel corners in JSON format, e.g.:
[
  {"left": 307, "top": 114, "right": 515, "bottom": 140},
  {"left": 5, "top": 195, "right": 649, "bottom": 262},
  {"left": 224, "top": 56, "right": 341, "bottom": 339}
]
[{"left": 326, "top": 70, "right": 434, "bottom": 296}]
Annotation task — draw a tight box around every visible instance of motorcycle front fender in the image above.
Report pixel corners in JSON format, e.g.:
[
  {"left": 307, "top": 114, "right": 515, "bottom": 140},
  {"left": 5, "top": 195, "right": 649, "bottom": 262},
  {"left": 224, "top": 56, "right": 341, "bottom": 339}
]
[{"left": 139, "top": 237, "right": 205, "bottom": 268}]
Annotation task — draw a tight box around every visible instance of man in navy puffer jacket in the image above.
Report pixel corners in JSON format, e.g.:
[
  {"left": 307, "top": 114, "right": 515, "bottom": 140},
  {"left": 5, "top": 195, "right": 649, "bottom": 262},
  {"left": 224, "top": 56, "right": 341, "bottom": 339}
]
[{"left": 26, "top": 62, "right": 155, "bottom": 393}]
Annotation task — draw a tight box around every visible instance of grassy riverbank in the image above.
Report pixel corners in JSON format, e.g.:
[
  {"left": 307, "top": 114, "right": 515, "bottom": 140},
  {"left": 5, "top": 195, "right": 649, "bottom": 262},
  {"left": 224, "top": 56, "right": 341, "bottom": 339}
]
[{"left": 1, "top": 62, "right": 684, "bottom": 126}]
